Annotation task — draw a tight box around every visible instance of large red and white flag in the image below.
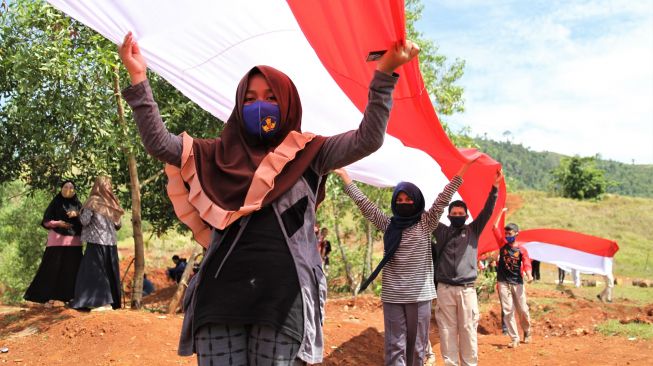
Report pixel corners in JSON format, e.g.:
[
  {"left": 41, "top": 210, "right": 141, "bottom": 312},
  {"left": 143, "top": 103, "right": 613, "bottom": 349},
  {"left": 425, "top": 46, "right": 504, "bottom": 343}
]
[
  {"left": 47, "top": 0, "right": 506, "bottom": 253},
  {"left": 519, "top": 229, "right": 619, "bottom": 276}
]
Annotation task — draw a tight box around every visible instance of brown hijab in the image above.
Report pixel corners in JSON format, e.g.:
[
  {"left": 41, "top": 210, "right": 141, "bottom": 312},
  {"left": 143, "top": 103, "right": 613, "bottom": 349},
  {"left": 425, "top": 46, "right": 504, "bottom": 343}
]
[
  {"left": 83, "top": 176, "right": 125, "bottom": 223},
  {"left": 192, "top": 66, "right": 327, "bottom": 211}
]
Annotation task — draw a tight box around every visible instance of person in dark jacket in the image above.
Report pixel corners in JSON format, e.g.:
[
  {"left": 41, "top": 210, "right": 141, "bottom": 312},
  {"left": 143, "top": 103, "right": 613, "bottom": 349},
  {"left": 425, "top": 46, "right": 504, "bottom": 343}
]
[
  {"left": 143, "top": 274, "right": 156, "bottom": 296},
  {"left": 167, "top": 255, "right": 187, "bottom": 283},
  {"left": 433, "top": 169, "right": 502, "bottom": 366}
]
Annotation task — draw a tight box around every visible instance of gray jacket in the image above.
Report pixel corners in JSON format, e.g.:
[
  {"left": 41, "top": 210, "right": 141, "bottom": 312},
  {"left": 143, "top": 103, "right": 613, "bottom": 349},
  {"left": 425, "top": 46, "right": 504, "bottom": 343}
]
[
  {"left": 122, "top": 70, "right": 397, "bottom": 363},
  {"left": 80, "top": 208, "right": 121, "bottom": 246},
  {"left": 433, "top": 186, "right": 498, "bottom": 286}
]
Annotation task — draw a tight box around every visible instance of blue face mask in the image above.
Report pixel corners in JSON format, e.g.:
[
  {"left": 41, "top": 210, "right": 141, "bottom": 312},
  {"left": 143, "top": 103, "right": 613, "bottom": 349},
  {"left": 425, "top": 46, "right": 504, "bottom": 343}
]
[
  {"left": 242, "top": 100, "right": 281, "bottom": 140},
  {"left": 506, "top": 236, "right": 516, "bottom": 244}
]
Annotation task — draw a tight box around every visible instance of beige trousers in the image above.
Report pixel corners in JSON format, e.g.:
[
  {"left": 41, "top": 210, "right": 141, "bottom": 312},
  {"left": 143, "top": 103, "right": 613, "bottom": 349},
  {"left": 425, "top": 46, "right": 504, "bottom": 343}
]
[
  {"left": 434, "top": 284, "right": 479, "bottom": 366},
  {"left": 498, "top": 281, "right": 531, "bottom": 342}
]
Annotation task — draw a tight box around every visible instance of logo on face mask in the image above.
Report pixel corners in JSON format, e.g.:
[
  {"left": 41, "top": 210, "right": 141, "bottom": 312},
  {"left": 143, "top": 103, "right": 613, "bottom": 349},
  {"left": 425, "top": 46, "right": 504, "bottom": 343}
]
[
  {"left": 242, "top": 101, "right": 281, "bottom": 140},
  {"left": 262, "top": 116, "right": 276, "bottom": 133}
]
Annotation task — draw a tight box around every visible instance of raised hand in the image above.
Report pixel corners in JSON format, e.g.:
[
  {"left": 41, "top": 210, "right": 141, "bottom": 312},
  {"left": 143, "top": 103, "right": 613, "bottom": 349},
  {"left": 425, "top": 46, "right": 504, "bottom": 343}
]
[
  {"left": 118, "top": 32, "right": 148, "bottom": 85},
  {"left": 456, "top": 155, "right": 481, "bottom": 177},
  {"left": 377, "top": 40, "right": 420, "bottom": 75},
  {"left": 494, "top": 207, "right": 508, "bottom": 229},
  {"left": 333, "top": 168, "right": 352, "bottom": 185},
  {"left": 493, "top": 168, "right": 504, "bottom": 188}
]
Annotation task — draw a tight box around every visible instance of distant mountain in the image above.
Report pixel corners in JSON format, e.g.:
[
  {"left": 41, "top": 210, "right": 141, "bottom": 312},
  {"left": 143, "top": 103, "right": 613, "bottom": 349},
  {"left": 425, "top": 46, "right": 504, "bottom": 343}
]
[{"left": 474, "top": 138, "right": 653, "bottom": 198}]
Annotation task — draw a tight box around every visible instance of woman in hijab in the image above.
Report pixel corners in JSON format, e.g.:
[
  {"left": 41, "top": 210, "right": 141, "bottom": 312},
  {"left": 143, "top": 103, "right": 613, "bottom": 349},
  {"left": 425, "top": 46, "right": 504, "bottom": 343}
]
[
  {"left": 334, "top": 160, "right": 474, "bottom": 366},
  {"left": 118, "top": 32, "right": 418, "bottom": 365},
  {"left": 69, "top": 176, "right": 124, "bottom": 310},
  {"left": 24, "top": 180, "right": 83, "bottom": 306}
]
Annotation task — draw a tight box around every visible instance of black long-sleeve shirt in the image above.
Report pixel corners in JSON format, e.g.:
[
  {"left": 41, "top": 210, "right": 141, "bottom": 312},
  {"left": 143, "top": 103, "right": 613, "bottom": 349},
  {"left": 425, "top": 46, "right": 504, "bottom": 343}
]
[{"left": 434, "top": 186, "right": 498, "bottom": 285}]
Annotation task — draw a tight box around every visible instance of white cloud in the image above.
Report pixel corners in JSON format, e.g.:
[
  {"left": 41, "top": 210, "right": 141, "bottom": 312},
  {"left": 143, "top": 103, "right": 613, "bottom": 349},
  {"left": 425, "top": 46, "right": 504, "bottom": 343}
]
[{"left": 419, "top": 0, "right": 653, "bottom": 163}]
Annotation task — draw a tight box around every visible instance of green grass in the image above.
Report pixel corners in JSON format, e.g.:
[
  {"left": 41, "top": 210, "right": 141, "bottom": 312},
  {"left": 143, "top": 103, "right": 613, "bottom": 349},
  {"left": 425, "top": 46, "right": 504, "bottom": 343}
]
[
  {"left": 528, "top": 264, "right": 653, "bottom": 305},
  {"left": 571, "top": 283, "right": 653, "bottom": 305},
  {"left": 596, "top": 319, "right": 653, "bottom": 340},
  {"left": 509, "top": 191, "right": 653, "bottom": 280}
]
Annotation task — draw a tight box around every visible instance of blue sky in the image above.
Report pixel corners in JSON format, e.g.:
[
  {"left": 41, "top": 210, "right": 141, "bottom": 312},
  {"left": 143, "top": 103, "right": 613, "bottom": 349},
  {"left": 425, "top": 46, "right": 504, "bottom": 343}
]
[{"left": 417, "top": 0, "right": 653, "bottom": 164}]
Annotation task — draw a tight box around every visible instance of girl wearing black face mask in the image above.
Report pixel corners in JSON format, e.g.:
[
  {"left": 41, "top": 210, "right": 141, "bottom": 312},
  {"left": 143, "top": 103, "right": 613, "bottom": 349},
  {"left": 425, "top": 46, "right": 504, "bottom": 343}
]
[{"left": 334, "top": 160, "right": 473, "bottom": 366}]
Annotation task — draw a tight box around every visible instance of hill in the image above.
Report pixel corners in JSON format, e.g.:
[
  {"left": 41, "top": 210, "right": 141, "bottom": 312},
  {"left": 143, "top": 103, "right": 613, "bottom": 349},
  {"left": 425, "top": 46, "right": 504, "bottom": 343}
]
[{"left": 474, "top": 138, "right": 653, "bottom": 198}]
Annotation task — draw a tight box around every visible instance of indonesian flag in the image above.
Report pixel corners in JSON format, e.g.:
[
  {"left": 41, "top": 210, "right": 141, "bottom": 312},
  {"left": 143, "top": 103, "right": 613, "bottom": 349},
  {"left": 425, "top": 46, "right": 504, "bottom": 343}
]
[
  {"left": 47, "top": 0, "right": 506, "bottom": 253},
  {"left": 518, "top": 229, "right": 619, "bottom": 276}
]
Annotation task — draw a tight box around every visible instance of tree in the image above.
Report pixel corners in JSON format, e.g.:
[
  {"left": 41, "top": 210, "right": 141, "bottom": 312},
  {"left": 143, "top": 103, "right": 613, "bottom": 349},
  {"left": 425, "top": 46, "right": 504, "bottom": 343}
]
[
  {"left": 473, "top": 137, "right": 653, "bottom": 198},
  {"left": 502, "top": 130, "right": 513, "bottom": 142},
  {"left": 0, "top": 182, "right": 50, "bottom": 303},
  {"left": 0, "top": 0, "right": 221, "bottom": 305},
  {"left": 551, "top": 156, "right": 609, "bottom": 200}
]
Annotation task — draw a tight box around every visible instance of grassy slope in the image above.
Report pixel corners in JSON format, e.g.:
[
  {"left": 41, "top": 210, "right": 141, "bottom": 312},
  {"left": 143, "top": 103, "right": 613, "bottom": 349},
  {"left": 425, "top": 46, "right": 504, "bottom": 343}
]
[{"left": 508, "top": 191, "right": 653, "bottom": 280}]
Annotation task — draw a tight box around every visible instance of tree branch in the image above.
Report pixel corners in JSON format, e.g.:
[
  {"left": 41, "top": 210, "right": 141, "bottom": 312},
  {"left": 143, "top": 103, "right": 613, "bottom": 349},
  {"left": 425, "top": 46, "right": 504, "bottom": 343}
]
[{"left": 141, "top": 169, "right": 164, "bottom": 188}]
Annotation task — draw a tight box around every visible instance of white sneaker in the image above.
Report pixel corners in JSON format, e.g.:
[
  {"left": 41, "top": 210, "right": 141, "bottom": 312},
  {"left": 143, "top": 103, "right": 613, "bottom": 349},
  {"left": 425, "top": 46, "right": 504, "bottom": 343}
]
[{"left": 91, "top": 305, "right": 113, "bottom": 312}]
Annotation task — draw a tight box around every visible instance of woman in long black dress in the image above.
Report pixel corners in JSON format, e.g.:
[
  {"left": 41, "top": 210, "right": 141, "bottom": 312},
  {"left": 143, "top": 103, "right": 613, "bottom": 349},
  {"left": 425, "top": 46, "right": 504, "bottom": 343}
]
[
  {"left": 70, "top": 176, "right": 124, "bottom": 310},
  {"left": 24, "top": 180, "right": 83, "bottom": 305}
]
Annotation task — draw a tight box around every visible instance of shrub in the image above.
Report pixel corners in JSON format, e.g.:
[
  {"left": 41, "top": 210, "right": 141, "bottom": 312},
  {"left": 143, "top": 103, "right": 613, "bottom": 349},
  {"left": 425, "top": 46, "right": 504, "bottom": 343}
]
[{"left": 0, "top": 182, "right": 50, "bottom": 303}]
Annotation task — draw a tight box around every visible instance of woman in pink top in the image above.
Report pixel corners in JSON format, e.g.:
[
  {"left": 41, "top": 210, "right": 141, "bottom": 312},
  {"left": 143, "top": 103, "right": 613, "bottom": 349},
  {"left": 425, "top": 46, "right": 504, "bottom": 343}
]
[{"left": 24, "top": 180, "right": 83, "bottom": 305}]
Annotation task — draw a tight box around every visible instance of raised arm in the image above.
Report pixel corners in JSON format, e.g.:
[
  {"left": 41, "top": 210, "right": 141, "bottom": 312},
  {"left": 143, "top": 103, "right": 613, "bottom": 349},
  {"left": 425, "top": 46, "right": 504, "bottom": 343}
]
[
  {"left": 424, "top": 177, "right": 462, "bottom": 231},
  {"left": 424, "top": 158, "right": 477, "bottom": 231},
  {"left": 311, "top": 41, "right": 420, "bottom": 174},
  {"left": 492, "top": 208, "right": 508, "bottom": 244},
  {"left": 119, "top": 32, "right": 182, "bottom": 167},
  {"left": 469, "top": 169, "right": 502, "bottom": 236},
  {"left": 335, "top": 169, "right": 390, "bottom": 232}
]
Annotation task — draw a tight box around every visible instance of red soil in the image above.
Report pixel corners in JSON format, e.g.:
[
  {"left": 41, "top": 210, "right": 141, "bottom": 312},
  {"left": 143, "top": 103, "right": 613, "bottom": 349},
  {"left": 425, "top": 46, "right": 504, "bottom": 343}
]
[{"left": 2, "top": 287, "right": 651, "bottom": 365}]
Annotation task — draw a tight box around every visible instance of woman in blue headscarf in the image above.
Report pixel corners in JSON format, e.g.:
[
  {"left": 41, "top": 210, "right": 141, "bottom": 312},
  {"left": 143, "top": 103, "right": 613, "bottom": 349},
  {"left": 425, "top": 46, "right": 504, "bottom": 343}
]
[{"left": 334, "top": 160, "right": 474, "bottom": 366}]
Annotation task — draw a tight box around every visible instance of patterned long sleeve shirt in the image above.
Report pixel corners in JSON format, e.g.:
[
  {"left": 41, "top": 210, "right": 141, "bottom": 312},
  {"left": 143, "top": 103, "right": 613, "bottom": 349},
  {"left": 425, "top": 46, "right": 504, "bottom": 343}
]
[
  {"left": 344, "top": 176, "right": 463, "bottom": 303},
  {"left": 80, "top": 208, "right": 122, "bottom": 246}
]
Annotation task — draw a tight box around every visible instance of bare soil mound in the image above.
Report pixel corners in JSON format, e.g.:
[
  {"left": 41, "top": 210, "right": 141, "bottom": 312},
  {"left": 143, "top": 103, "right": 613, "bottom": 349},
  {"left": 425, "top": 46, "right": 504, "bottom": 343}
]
[{"left": 2, "top": 285, "right": 651, "bottom": 365}]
